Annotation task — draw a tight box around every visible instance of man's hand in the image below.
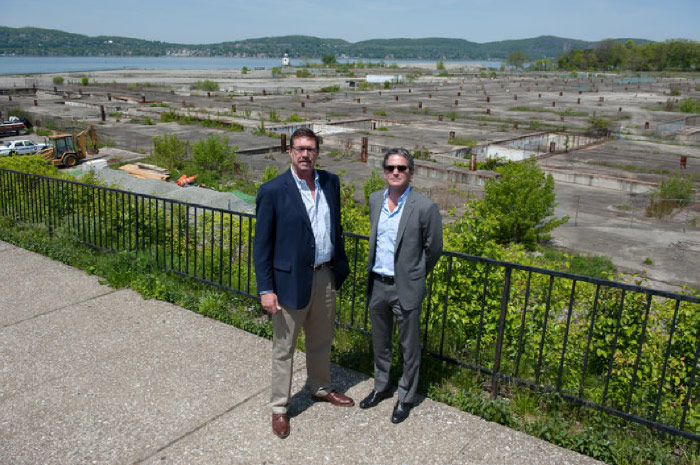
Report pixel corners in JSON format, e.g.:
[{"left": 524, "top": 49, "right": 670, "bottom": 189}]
[{"left": 261, "top": 292, "right": 282, "bottom": 315}]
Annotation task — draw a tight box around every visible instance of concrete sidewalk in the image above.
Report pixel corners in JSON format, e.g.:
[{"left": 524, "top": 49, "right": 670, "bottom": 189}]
[{"left": 0, "top": 240, "right": 604, "bottom": 465}]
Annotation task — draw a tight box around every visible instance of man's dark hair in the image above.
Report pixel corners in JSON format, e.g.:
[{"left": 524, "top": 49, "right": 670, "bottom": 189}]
[
  {"left": 382, "top": 148, "right": 414, "bottom": 172},
  {"left": 290, "top": 127, "right": 320, "bottom": 150}
]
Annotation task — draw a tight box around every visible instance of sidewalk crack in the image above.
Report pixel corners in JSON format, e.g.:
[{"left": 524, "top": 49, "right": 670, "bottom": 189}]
[
  {"left": 1, "top": 289, "right": 118, "bottom": 329},
  {"left": 132, "top": 386, "right": 270, "bottom": 465}
]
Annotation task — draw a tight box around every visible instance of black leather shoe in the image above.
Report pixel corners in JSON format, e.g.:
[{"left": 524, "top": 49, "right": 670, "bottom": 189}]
[
  {"left": 391, "top": 401, "right": 413, "bottom": 424},
  {"left": 359, "top": 389, "right": 393, "bottom": 409}
]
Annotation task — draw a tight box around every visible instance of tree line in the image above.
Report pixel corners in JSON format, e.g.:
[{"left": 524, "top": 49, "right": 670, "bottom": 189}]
[
  {"left": 0, "top": 26, "right": 651, "bottom": 61},
  {"left": 556, "top": 39, "right": 699, "bottom": 71}
]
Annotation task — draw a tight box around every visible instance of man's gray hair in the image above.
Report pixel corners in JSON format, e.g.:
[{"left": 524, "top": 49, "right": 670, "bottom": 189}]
[{"left": 382, "top": 148, "right": 414, "bottom": 171}]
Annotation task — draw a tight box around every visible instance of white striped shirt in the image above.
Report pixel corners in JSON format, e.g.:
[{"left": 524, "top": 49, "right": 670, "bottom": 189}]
[{"left": 291, "top": 168, "right": 333, "bottom": 265}]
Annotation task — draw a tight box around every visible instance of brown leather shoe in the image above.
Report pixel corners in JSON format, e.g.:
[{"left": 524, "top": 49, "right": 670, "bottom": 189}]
[
  {"left": 311, "top": 390, "right": 355, "bottom": 407},
  {"left": 272, "top": 413, "right": 289, "bottom": 438}
]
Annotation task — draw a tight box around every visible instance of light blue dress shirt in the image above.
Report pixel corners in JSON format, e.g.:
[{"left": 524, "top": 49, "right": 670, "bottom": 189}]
[
  {"left": 291, "top": 168, "right": 333, "bottom": 266},
  {"left": 372, "top": 185, "right": 411, "bottom": 277}
]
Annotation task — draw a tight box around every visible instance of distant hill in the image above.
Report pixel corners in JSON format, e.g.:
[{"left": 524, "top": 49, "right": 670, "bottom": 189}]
[{"left": 0, "top": 26, "right": 653, "bottom": 60}]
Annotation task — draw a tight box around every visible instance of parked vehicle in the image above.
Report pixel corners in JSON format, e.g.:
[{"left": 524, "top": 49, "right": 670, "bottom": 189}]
[
  {"left": 0, "top": 139, "right": 49, "bottom": 156},
  {"left": 38, "top": 125, "right": 98, "bottom": 167},
  {"left": 0, "top": 120, "right": 27, "bottom": 137}
]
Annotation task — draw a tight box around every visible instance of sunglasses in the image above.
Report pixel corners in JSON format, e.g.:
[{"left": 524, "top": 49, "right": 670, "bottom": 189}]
[{"left": 384, "top": 165, "right": 409, "bottom": 172}]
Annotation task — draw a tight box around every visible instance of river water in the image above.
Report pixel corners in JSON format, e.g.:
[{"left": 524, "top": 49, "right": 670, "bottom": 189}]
[{"left": 0, "top": 56, "right": 501, "bottom": 75}]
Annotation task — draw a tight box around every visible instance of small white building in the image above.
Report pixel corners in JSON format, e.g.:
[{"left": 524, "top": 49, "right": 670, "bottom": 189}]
[
  {"left": 366, "top": 74, "right": 404, "bottom": 84},
  {"left": 282, "top": 53, "right": 290, "bottom": 67}
]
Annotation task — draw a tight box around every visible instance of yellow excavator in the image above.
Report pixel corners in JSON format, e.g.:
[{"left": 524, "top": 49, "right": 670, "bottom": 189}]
[{"left": 39, "top": 125, "right": 99, "bottom": 167}]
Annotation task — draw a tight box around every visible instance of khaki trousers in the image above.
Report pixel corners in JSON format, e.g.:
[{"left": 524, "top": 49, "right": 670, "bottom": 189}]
[{"left": 270, "top": 267, "right": 335, "bottom": 414}]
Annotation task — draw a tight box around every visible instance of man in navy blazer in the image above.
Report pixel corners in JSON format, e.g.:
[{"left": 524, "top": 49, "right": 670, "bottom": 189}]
[{"left": 254, "top": 128, "right": 353, "bottom": 438}]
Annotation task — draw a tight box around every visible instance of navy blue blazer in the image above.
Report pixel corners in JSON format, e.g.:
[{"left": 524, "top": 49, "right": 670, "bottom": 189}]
[{"left": 253, "top": 169, "right": 350, "bottom": 310}]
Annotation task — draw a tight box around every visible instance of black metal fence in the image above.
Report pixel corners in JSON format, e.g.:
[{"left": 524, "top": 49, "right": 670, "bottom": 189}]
[{"left": 1, "top": 168, "right": 698, "bottom": 441}]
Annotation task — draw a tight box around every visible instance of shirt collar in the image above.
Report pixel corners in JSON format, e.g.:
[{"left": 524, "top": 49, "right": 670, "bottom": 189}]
[
  {"left": 383, "top": 185, "right": 412, "bottom": 205},
  {"left": 290, "top": 167, "right": 318, "bottom": 188}
]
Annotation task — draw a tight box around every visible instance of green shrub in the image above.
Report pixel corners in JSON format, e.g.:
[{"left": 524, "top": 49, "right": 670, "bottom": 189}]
[
  {"left": 52, "top": 76, "right": 64, "bottom": 85},
  {"left": 588, "top": 116, "right": 610, "bottom": 131},
  {"left": 262, "top": 165, "right": 280, "bottom": 183},
  {"left": 192, "top": 135, "right": 239, "bottom": 173},
  {"left": 0, "top": 154, "right": 61, "bottom": 176},
  {"left": 476, "top": 157, "right": 507, "bottom": 170},
  {"left": 449, "top": 136, "right": 477, "bottom": 146},
  {"left": 319, "top": 85, "right": 340, "bottom": 93},
  {"left": 569, "top": 255, "right": 617, "bottom": 279},
  {"left": 373, "top": 109, "right": 387, "bottom": 117},
  {"left": 192, "top": 80, "right": 219, "bottom": 92},
  {"left": 645, "top": 171, "right": 694, "bottom": 218},
  {"left": 284, "top": 113, "right": 304, "bottom": 123},
  {"left": 411, "top": 147, "right": 432, "bottom": 161},
  {"left": 362, "top": 170, "right": 385, "bottom": 206},
  {"left": 160, "top": 111, "right": 180, "bottom": 123},
  {"left": 152, "top": 133, "right": 189, "bottom": 170},
  {"left": 252, "top": 118, "right": 268, "bottom": 136},
  {"left": 479, "top": 157, "right": 569, "bottom": 247},
  {"left": 679, "top": 98, "right": 699, "bottom": 113},
  {"left": 81, "top": 76, "right": 89, "bottom": 86},
  {"left": 656, "top": 171, "right": 694, "bottom": 201}
]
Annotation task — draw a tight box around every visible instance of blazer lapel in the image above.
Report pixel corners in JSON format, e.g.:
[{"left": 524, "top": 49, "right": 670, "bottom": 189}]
[
  {"left": 395, "top": 189, "right": 415, "bottom": 250},
  {"left": 367, "top": 191, "right": 384, "bottom": 267},
  {"left": 318, "top": 171, "right": 337, "bottom": 240},
  {"left": 369, "top": 193, "right": 382, "bottom": 230}
]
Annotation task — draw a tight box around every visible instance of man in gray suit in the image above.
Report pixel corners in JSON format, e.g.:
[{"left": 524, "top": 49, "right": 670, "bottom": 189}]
[{"left": 359, "top": 148, "right": 443, "bottom": 423}]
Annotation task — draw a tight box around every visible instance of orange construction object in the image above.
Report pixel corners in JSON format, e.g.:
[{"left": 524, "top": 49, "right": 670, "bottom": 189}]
[{"left": 177, "top": 174, "right": 198, "bottom": 187}]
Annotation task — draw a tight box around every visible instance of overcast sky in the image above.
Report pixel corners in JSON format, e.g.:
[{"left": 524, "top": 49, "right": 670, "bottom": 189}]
[{"left": 2, "top": 0, "right": 698, "bottom": 44}]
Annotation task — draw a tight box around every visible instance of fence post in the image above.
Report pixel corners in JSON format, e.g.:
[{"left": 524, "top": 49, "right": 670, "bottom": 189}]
[{"left": 491, "top": 266, "right": 512, "bottom": 398}]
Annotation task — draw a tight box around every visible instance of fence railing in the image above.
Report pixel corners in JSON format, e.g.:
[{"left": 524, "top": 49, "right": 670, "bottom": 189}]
[{"left": 1, "top": 168, "right": 698, "bottom": 441}]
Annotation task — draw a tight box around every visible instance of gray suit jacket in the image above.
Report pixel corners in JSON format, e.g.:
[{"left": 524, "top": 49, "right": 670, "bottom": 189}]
[{"left": 367, "top": 188, "right": 443, "bottom": 311}]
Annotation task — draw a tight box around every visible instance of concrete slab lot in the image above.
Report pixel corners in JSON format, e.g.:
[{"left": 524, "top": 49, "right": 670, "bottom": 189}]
[{"left": 1, "top": 68, "right": 698, "bottom": 292}]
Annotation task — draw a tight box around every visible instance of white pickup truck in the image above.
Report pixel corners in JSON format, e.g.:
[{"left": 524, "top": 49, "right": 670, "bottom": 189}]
[{"left": 0, "top": 139, "right": 48, "bottom": 156}]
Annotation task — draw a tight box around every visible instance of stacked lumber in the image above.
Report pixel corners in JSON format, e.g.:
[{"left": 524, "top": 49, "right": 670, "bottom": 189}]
[{"left": 119, "top": 163, "right": 170, "bottom": 181}]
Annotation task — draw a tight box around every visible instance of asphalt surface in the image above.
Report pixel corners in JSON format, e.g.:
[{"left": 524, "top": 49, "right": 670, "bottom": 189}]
[{"left": 0, "top": 240, "right": 605, "bottom": 465}]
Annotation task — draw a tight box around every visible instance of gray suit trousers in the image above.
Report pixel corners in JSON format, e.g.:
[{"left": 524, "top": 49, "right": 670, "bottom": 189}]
[{"left": 369, "top": 276, "right": 421, "bottom": 404}]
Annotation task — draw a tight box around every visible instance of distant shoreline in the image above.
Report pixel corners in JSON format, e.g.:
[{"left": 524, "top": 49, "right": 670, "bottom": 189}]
[{"left": 0, "top": 56, "right": 502, "bottom": 76}]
